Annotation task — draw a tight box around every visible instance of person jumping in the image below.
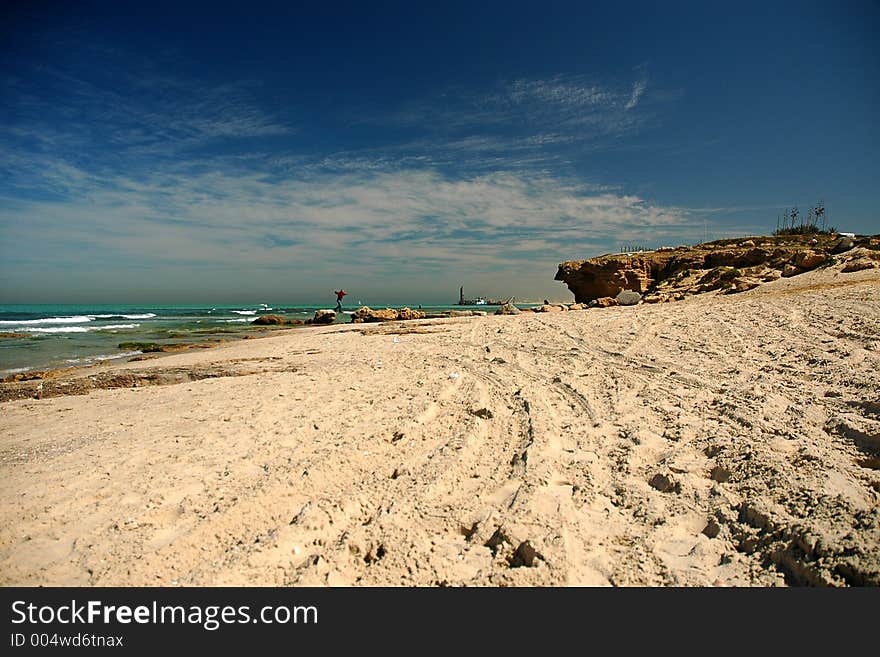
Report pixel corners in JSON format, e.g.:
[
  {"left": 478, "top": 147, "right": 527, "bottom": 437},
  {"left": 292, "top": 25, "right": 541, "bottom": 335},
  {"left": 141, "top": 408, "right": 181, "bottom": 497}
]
[{"left": 334, "top": 289, "right": 347, "bottom": 312}]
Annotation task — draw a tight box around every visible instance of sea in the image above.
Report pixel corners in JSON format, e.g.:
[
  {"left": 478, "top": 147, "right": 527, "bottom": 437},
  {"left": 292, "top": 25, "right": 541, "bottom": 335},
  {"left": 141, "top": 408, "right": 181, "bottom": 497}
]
[{"left": 0, "top": 302, "right": 514, "bottom": 376}]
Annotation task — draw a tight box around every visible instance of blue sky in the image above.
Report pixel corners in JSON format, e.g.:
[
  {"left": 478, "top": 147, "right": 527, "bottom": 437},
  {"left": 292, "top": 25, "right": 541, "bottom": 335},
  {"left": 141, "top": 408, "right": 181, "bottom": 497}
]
[{"left": 1, "top": 1, "right": 877, "bottom": 303}]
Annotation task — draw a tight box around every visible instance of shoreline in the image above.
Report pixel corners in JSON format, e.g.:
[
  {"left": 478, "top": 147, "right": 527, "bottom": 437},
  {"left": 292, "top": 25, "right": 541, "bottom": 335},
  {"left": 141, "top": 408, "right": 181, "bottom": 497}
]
[
  {"left": 0, "top": 303, "right": 544, "bottom": 380},
  {"left": 1, "top": 266, "right": 878, "bottom": 586}
]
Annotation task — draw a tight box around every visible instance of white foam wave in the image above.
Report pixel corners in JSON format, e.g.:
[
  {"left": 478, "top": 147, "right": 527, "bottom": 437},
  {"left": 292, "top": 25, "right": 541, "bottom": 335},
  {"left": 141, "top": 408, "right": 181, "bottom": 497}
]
[
  {"left": 65, "top": 350, "right": 143, "bottom": 365},
  {"left": 2, "top": 366, "right": 32, "bottom": 375},
  {"left": 0, "top": 315, "right": 94, "bottom": 326},
  {"left": 223, "top": 318, "right": 250, "bottom": 323},
  {"left": 231, "top": 310, "right": 257, "bottom": 315},
  {"left": 17, "top": 323, "right": 139, "bottom": 334}
]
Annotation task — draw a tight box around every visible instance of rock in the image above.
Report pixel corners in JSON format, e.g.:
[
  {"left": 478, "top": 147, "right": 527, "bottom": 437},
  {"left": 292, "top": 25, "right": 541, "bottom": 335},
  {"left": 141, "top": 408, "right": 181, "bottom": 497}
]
[
  {"left": 495, "top": 302, "right": 521, "bottom": 315},
  {"left": 697, "top": 266, "right": 742, "bottom": 291},
  {"left": 781, "top": 264, "right": 802, "bottom": 278},
  {"left": 567, "top": 303, "right": 587, "bottom": 311},
  {"left": 642, "top": 294, "right": 663, "bottom": 304},
  {"left": 252, "top": 314, "right": 290, "bottom": 325},
  {"left": 760, "top": 270, "right": 781, "bottom": 282},
  {"left": 310, "top": 309, "right": 337, "bottom": 324},
  {"left": 555, "top": 255, "right": 658, "bottom": 302},
  {"left": 703, "top": 518, "right": 721, "bottom": 539},
  {"left": 395, "top": 307, "right": 426, "bottom": 321},
  {"left": 831, "top": 237, "right": 855, "bottom": 254},
  {"left": 554, "top": 238, "right": 847, "bottom": 302},
  {"left": 616, "top": 290, "right": 641, "bottom": 306},
  {"left": 351, "top": 307, "right": 425, "bottom": 323},
  {"left": 0, "top": 332, "right": 29, "bottom": 339},
  {"left": 470, "top": 408, "right": 494, "bottom": 419},
  {"left": 590, "top": 297, "right": 618, "bottom": 308},
  {"left": 723, "top": 278, "right": 760, "bottom": 294},
  {"left": 352, "top": 307, "right": 397, "bottom": 323},
  {"left": 648, "top": 472, "right": 680, "bottom": 493},
  {"left": 510, "top": 541, "right": 540, "bottom": 567},
  {"left": 842, "top": 259, "right": 877, "bottom": 273},
  {"left": 793, "top": 250, "right": 825, "bottom": 270},
  {"left": 539, "top": 304, "right": 563, "bottom": 312}
]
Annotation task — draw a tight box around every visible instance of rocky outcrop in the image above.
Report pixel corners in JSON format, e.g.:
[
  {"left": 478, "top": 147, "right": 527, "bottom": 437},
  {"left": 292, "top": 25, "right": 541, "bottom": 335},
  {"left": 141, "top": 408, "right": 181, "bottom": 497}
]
[
  {"left": 395, "top": 308, "right": 426, "bottom": 321},
  {"left": 842, "top": 259, "right": 878, "bottom": 273},
  {"left": 350, "top": 307, "right": 426, "bottom": 323},
  {"left": 308, "top": 309, "right": 337, "bottom": 325},
  {"left": 495, "top": 302, "right": 521, "bottom": 315},
  {"left": 555, "top": 255, "right": 656, "bottom": 303},
  {"left": 555, "top": 234, "right": 878, "bottom": 303}
]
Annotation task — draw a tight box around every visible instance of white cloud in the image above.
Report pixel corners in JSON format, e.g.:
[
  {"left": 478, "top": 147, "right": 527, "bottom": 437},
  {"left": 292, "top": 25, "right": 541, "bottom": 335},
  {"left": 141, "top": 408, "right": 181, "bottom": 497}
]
[{"left": 625, "top": 78, "right": 647, "bottom": 111}]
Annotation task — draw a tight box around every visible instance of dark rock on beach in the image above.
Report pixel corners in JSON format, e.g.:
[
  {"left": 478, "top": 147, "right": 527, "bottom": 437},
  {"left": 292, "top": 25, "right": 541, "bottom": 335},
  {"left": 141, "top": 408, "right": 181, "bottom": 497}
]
[{"left": 308, "top": 309, "right": 337, "bottom": 324}]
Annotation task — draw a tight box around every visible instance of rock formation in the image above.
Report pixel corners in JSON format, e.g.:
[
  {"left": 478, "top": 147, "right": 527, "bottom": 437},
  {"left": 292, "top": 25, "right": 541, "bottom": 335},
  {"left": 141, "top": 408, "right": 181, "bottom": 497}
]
[
  {"left": 555, "top": 234, "right": 880, "bottom": 304},
  {"left": 495, "top": 302, "right": 521, "bottom": 315},
  {"left": 351, "top": 307, "right": 426, "bottom": 323},
  {"left": 309, "top": 309, "right": 337, "bottom": 324}
]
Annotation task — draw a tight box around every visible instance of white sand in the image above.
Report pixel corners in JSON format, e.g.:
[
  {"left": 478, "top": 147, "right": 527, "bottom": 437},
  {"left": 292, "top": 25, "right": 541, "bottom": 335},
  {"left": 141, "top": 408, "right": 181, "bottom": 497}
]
[{"left": 1, "top": 265, "right": 878, "bottom": 586}]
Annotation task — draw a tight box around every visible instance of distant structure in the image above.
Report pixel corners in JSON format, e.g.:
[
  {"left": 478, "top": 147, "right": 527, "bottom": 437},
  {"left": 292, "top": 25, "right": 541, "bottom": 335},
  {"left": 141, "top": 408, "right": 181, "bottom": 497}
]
[{"left": 458, "top": 286, "right": 502, "bottom": 306}]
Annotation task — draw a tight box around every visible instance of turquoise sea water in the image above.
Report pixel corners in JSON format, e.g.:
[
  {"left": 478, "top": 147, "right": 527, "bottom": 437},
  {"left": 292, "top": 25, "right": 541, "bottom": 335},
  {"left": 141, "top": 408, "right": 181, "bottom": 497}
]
[{"left": 0, "top": 302, "right": 510, "bottom": 375}]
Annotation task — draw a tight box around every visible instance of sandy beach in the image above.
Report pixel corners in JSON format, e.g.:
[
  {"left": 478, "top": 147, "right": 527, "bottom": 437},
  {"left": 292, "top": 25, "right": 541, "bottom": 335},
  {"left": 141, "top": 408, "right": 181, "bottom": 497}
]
[{"left": 1, "top": 264, "right": 878, "bottom": 587}]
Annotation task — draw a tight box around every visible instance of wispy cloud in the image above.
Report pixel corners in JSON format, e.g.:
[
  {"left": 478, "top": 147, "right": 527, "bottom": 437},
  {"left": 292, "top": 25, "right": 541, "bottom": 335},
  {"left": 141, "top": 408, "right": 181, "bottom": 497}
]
[
  {"left": 625, "top": 78, "right": 647, "bottom": 110},
  {"left": 384, "top": 73, "right": 649, "bottom": 139},
  {"left": 0, "top": 59, "right": 686, "bottom": 300},
  {"left": 1, "top": 156, "right": 693, "bottom": 276}
]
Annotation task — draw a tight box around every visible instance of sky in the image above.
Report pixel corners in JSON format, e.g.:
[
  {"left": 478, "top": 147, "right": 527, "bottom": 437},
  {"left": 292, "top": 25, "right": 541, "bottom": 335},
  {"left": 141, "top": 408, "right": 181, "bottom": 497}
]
[{"left": 1, "top": 0, "right": 877, "bottom": 304}]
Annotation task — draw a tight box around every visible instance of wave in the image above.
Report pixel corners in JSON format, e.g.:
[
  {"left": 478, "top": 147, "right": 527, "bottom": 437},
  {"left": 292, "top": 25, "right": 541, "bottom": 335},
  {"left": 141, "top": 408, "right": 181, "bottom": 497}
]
[
  {"left": 17, "top": 323, "right": 140, "bottom": 334},
  {"left": 223, "top": 318, "right": 251, "bottom": 323},
  {"left": 88, "top": 313, "right": 157, "bottom": 320},
  {"left": 1, "top": 366, "right": 32, "bottom": 375},
  {"left": 64, "top": 350, "right": 143, "bottom": 365},
  {"left": 231, "top": 310, "right": 257, "bottom": 315},
  {"left": 0, "top": 315, "right": 94, "bottom": 326}
]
